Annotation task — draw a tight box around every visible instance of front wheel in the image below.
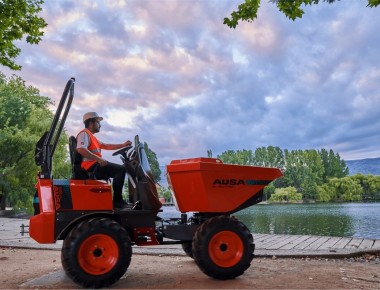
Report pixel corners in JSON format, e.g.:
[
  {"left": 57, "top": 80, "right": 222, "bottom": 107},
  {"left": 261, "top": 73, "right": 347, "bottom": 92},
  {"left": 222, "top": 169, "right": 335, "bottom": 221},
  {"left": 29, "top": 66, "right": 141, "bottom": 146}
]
[
  {"left": 192, "top": 215, "right": 254, "bottom": 280},
  {"left": 61, "top": 217, "right": 132, "bottom": 288}
]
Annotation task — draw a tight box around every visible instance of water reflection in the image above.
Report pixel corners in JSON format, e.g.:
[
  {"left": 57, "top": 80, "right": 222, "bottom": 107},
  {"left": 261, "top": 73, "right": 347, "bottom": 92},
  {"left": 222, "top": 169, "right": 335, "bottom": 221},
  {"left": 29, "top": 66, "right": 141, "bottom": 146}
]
[{"left": 235, "top": 203, "right": 380, "bottom": 239}]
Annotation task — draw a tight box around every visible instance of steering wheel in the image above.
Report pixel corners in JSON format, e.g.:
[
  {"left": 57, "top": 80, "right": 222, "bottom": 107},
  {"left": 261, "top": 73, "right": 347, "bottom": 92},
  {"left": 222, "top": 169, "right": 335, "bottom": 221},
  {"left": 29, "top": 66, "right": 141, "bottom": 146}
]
[{"left": 112, "top": 145, "right": 133, "bottom": 157}]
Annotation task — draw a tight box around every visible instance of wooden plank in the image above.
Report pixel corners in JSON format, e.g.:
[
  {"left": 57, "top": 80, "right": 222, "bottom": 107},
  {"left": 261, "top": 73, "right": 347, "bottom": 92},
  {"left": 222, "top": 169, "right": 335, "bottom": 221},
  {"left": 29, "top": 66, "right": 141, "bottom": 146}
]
[
  {"left": 266, "top": 235, "right": 302, "bottom": 250},
  {"left": 345, "top": 238, "right": 363, "bottom": 249},
  {"left": 373, "top": 240, "right": 380, "bottom": 249},
  {"left": 331, "top": 237, "right": 352, "bottom": 249},
  {"left": 305, "top": 236, "right": 330, "bottom": 250},
  {"left": 294, "top": 236, "right": 320, "bottom": 250},
  {"left": 258, "top": 235, "right": 286, "bottom": 248},
  {"left": 255, "top": 234, "right": 289, "bottom": 249},
  {"left": 318, "top": 237, "right": 341, "bottom": 250},
  {"left": 358, "top": 239, "right": 374, "bottom": 249},
  {"left": 259, "top": 235, "right": 289, "bottom": 249},
  {"left": 280, "top": 235, "right": 312, "bottom": 250},
  {"left": 252, "top": 233, "right": 266, "bottom": 239},
  {"left": 258, "top": 234, "right": 285, "bottom": 244},
  {"left": 253, "top": 234, "right": 273, "bottom": 243}
]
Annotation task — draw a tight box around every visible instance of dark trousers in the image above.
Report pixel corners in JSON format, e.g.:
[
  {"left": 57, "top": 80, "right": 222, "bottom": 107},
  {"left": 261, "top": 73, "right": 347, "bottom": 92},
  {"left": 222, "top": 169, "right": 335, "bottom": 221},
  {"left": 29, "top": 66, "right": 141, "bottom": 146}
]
[{"left": 88, "top": 162, "right": 126, "bottom": 202}]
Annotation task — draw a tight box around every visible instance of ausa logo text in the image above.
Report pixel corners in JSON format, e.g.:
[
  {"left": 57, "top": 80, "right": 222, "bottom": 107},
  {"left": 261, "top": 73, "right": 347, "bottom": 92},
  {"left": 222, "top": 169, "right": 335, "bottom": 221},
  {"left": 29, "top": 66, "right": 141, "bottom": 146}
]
[{"left": 213, "top": 179, "right": 269, "bottom": 187}]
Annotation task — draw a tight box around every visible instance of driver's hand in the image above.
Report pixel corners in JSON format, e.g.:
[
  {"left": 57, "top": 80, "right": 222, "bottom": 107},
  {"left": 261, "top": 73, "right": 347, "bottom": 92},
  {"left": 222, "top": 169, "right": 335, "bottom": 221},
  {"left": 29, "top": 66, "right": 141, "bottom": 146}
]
[
  {"left": 98, "top": 158, "right": 108, "bottom": 167},
  {"left": 123, "top": 140, "right": 132, "bottom": 147}
]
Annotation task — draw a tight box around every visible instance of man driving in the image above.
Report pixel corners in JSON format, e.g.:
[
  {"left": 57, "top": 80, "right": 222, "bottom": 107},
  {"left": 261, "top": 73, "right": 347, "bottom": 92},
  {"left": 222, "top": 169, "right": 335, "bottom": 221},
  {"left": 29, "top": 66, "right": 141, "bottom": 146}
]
[{"left": 76, "top": 112, "right": 131, "bottom": 208}]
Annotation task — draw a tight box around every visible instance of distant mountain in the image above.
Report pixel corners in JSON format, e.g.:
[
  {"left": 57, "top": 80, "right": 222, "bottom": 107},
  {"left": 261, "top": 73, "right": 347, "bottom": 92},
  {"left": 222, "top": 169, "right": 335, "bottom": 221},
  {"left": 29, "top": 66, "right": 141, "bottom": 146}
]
[{"left": 346, "top": 157, "right": 380, "bottom": 176}]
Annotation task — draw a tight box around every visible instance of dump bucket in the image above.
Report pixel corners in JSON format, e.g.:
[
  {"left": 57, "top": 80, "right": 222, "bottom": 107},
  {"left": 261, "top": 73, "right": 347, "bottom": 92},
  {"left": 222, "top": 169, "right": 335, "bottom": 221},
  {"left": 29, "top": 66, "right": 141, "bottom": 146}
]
[{"left": 166, "top": 158, "right": 282, "bottom": 213}]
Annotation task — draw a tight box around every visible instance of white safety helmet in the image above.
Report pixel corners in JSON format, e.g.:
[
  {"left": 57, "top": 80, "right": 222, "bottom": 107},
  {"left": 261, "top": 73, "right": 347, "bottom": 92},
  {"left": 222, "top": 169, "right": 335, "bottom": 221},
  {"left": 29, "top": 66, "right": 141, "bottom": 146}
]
[{"left": 83, "top": 112, "right": 103, "bottom": 123}]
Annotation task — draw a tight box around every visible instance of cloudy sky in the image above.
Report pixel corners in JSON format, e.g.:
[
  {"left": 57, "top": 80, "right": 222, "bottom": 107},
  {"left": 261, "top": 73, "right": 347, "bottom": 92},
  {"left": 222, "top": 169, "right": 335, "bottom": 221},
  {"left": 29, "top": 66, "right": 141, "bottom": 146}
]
[{"left": 2, "top": 0, "right": 380, "bottom": 165}]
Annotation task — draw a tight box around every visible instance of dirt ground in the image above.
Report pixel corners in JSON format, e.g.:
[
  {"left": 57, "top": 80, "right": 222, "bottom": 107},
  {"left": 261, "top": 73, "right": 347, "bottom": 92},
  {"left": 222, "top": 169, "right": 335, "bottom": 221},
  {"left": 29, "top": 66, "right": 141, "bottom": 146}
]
[{"left": 0, "top": 247, "right": 379, "bottom": 289}]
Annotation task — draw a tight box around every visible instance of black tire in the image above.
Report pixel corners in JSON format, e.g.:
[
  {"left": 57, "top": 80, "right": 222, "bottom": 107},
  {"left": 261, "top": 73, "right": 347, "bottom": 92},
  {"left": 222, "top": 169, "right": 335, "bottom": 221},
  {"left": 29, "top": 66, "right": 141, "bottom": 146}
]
[
  {"left": 192, "top": 215, "right": 254, "bottom": 280},
  {"left": 182, "top": 242, "right": 194, "bottom": 258},
  {"left": 61, "top": 217, "right": 132, "bottom": 288}
]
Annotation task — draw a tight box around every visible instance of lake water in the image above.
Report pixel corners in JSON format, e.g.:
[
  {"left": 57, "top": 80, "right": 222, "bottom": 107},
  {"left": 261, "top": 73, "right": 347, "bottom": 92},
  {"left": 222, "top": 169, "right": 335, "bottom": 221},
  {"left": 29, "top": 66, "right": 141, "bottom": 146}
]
[{"left": 159, "top": 203, "right": 380, "bottom": 239}]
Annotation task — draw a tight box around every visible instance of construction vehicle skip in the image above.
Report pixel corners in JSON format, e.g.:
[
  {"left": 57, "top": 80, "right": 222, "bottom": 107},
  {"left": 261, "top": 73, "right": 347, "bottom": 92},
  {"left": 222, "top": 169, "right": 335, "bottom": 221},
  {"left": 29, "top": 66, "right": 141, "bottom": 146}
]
[{"left": 30, "top": 79, "right": 283, "bottom": 288}]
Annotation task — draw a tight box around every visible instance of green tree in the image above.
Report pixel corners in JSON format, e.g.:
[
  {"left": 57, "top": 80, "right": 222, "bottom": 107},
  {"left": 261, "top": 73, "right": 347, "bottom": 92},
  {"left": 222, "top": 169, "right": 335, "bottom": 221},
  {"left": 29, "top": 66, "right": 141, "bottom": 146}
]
[
  {"left": 365, "top": 175, "right": 380, "bottom": 200},
  {"left": 352, "top": 174, "right": 380, "bottom": 201},
  {"left": 269, "top": 186, "right": 302, "bottom": 202},
  {"left": 281, "top": 148, "right": 348, "bottom": 199},
  {"left": 217, "top": 149, "right": 254, "bottom": 165},
  {"left": 144, "top": 142, "right": 161, "bottom": 183},
  {"left": 263, "top": 182, "right": 276, "bottom": 201},
  {"left": 300, "top": 175, "right": 317, "bottom": 200},
  {"left": 299, "top": 150, "right": 323, "bottom": 199},
  {"left": 282, "top": 149, "right": 304, "bottom": 189},
  {"left": 224, "top": 0, "right": 380, "bottom": 28},
  {"left": 319, "top": 148, "right": 330, "bottom": 182},
  {"left": 0, "top": 0, "right": 47, "bottom": 70},
  {"left": 0, "top": 74, "right": 70, "bottom": 212},
  {"left": 319, "top": 149, "right": 348, "bottom": 182},
  {"left": 323, "top": 177, "right": 363, "bottom": 202},
  {"left": 253, "top": 146, "right": 285, "bottom": 170},
  {"left": 316, "top": 184, "right": 334, "bottom": 202}
]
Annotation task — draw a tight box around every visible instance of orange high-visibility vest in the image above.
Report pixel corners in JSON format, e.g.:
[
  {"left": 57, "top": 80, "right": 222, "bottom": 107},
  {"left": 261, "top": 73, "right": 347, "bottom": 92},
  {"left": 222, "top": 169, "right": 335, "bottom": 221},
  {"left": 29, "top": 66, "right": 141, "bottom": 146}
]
[{"left": 77, "top": 128, "right": 102, "bottom": 170}]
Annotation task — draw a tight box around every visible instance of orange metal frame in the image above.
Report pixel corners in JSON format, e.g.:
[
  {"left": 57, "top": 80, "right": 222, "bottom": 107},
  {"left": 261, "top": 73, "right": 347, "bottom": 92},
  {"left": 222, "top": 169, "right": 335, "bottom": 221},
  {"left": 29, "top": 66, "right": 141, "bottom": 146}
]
[
  {"left": 29, "top": 179, "right": 56, "bottom": 243},
  {"left": 30, "top": 178, "right": 113, "bottom": 244}
]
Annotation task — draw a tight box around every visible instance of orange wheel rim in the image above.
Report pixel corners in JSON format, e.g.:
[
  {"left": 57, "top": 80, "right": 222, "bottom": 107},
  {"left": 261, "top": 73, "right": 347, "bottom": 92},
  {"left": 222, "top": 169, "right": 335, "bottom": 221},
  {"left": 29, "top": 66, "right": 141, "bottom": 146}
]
[
  {"left": 78, "top": 234, "right": 119, "bottom": 275},
  {"left": 208, "top": 230, "right": 243, "bottom": 268}
]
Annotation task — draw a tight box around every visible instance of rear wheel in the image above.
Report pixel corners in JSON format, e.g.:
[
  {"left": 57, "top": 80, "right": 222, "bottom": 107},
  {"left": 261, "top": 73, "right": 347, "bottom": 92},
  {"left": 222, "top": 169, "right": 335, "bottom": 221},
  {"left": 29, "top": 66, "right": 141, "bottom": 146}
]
[
  {"left": 61, "top": 217, "right": 132, "bottom": 288},
  {"left": 192, "top": 215, "right": 254, "bottom": 280}
]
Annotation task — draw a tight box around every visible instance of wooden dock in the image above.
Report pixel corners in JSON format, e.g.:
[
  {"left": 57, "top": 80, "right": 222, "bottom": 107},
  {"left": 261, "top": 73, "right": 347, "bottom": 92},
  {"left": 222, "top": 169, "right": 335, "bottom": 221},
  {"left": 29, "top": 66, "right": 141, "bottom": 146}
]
[
  {"left": 253, "top": 233, "right": 380, "bottom": 250},
  {"left": 252, "top": 233, "right": 380, "bottom": 257}
]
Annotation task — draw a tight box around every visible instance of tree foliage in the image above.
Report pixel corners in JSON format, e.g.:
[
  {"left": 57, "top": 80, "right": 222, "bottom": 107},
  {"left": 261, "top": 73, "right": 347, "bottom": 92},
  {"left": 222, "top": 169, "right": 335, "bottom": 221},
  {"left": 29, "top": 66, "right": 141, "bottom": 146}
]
[
  {"left": 224, "top": 0, "right": 380, "bottom": 28},
  {"left": 317, "top": 177, "right": 363, "bottom": 202},
  {"left": 270, "top": 186, "right": 302, "bottom": 202},
  {"left": 157, "top": 186, "right": 172, "bottom": 202},
  {"left": 218, "top": 147, "right": 347, "bottom": 183},
  {"left": 0, "top": 74, "right": 70, "bottom": 212},
  {"left": 144, "top": 142, "right": 161, "bottom": 183},
  {"left": 0, "top": 0, "right": 47, "bottom": 70}
]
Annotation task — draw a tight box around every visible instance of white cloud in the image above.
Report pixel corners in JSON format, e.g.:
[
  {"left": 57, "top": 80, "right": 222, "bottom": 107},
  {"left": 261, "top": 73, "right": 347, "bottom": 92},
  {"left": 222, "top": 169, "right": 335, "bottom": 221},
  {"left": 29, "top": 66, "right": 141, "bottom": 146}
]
[{"left": 265, "top": 94, "right": 283, "bottom": 104}]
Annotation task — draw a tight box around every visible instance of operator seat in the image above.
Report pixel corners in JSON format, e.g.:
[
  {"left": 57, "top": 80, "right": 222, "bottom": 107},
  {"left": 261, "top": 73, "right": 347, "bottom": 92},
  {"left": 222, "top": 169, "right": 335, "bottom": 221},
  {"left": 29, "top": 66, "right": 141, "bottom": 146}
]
[{"left": 69, "top": 136, "right": 92, "bottom": 180}]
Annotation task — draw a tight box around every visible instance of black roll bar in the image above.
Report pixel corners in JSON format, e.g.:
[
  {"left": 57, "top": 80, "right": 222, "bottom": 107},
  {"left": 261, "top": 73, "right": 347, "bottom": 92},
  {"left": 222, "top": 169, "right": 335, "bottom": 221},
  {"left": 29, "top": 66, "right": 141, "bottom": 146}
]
[{"left": 40, "top": 78, "right": 75, "bottom": 179}]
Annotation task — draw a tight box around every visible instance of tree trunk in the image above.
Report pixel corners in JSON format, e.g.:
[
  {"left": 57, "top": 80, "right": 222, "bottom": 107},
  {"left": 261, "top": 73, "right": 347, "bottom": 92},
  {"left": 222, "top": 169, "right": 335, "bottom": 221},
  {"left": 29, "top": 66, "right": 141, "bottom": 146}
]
[{"left": 0, "top": 192, "right": 6, "bottom": 210}]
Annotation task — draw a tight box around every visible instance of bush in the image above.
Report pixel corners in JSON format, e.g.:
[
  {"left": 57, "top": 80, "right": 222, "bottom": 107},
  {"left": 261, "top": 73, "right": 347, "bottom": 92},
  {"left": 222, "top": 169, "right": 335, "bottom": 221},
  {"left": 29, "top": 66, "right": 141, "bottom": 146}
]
[
  {"left": 316, "top": 184, "right": 334, "bottom": 202},
  {"left": 269, "top": 187, "right": 302, "bottom": 202}
]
